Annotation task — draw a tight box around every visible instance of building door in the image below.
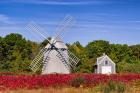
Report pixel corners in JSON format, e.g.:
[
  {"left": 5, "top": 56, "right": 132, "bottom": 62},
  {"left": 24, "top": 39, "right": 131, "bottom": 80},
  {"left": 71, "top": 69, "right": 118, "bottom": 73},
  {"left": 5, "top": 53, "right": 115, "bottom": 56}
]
[{"left": 101, "top": 66, "right": 111, "bottom": 74}]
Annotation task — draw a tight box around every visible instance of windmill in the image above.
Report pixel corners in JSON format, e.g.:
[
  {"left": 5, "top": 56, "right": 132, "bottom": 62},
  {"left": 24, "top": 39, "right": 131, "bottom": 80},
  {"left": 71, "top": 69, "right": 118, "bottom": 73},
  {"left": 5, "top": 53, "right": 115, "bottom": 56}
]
[{"left": 27, "top": 15, "right": 80, "bottom": 74}]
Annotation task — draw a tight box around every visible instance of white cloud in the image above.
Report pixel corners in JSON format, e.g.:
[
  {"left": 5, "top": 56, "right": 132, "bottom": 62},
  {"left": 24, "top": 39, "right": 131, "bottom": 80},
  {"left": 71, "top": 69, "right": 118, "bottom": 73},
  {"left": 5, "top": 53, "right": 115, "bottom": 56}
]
[
  {"left": 0, "top": 14, "right": 13, "bottom": 24},
  {"left": 0, "top": 14, "right": 9, "bottom": 23},
  {"left": 0, "top": 0, "right": 110, "bottom": 5}
]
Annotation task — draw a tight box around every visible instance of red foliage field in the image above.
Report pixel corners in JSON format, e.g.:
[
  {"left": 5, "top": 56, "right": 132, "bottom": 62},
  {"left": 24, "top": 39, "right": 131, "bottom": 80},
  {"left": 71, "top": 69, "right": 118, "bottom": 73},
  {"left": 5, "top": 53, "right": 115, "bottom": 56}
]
[{"left": 0, "top": 73, "right": 139, "bottom": 90}]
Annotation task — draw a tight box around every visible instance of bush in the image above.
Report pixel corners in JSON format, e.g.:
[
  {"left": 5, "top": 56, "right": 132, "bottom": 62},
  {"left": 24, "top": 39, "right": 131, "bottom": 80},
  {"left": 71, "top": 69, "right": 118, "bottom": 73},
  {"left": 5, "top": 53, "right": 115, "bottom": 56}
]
[
  {"left": 108, "top": 80, "right": 116, "bottom": 91},
  {"left": 0, "top": 74, "right": 138, "bottom": 90},
  {"left": 117, "top": 62, "right": 140, "bottom": 73},
  {"left": 70, "top": 77, "right": 85, "bottom": 88},
  {"left": 116, "top": 83, "right": 126, "bottom": 93},
  {"left": 102, "top": 85, "right": 110, "bottom": 93},
  {"left": 124, "top": 64, "right": 140, "bottom": 73},
  {"left": 100, "top": 80, "right": 126, "bottom": 93},
  {"left": 100, "top": 80, "right": 116, "bottom": 93}
]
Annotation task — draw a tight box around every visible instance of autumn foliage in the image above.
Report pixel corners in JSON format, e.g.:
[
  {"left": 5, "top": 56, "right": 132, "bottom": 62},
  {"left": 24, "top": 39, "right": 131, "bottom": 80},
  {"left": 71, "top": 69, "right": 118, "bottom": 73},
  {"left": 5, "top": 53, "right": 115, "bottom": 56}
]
[{"left": 0, "top": 73, "right": 139, "bottom": 90}]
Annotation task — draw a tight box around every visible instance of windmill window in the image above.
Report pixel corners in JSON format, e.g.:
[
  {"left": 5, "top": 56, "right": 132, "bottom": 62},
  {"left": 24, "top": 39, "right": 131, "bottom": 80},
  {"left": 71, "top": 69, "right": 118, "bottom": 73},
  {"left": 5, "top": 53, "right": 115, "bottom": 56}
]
[{"left": 105, "top": 61, "right": 108, "bottom": 65}]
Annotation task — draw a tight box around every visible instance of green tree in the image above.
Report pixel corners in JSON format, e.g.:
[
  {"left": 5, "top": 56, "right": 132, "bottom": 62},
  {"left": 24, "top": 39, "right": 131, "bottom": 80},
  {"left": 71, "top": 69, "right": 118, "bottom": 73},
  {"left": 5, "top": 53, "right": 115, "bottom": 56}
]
[{"left": 85, "top": 40, "right": 110, "bottom": 58}]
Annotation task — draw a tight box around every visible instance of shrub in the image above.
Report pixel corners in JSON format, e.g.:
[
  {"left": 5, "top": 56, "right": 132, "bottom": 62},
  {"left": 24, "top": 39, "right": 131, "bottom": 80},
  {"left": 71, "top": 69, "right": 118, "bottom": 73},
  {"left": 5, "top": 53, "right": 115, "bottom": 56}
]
[
  {"left": 116, "top": 83, "right": 126, "bottom": 93},
  {"left": 118, "top": 62, "right": 140, "bottom": 73},
  {"left": 101, "top": 85, "right": 110, "bottom": 93},
  {"left": 0, "top": 73, "right": 139, "bottom": 90},
  {"left": 124, "top": 64, "right": 140, "bottom": 73},
  {"left": 100, "top": 80, "right": 116, "bottom": 93},
  {"left": 70, "top": 77, "right": 85, "bottom": 88},
  {"left": 100, "top": 80, "right": 126, "bottom": 93},
  {"left": 108, "top": 80, "right": 116, "bottom": 91}
]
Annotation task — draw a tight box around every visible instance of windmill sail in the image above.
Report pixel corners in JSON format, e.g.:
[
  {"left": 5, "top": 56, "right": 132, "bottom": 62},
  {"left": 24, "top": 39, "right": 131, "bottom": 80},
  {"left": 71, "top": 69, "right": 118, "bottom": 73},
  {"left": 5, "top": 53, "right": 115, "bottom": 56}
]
[
  {"left": 57, "top": 49, "right": 80, "bottom": 69},
  {"left": 29, "top": 48, "right": 47, "bottom": 72},
  {"left": 53, "top": 15, "right": 75, "bottom": 43},
  {"left": 27, "top": 15, "right": 80, "bottom": 74},
  {"left": 56, "top": 49, "right": 70, "bottom": 70}
]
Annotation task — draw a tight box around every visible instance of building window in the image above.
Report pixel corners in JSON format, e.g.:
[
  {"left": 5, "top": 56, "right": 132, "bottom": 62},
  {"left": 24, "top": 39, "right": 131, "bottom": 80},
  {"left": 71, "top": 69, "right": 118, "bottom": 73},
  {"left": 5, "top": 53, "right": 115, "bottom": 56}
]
[{"left": 105, "top": 60, "right": 108, "bottom": 65}]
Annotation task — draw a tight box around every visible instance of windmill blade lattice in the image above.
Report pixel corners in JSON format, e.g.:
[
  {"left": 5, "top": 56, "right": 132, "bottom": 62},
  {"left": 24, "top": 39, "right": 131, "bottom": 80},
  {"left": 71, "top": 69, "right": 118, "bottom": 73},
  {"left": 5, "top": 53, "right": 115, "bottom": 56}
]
[
  {"left": 42, "top": 56, "right": 50, "bottom": 72},
  {"left": 27, "top": 15, "right": 79, "bottom": 74},
  {"left": 67, "top": 49, "right": 80, "bottom": 68},
  {"left": 27, "top": 21, "right": 51, "bottom": 43},
  {"left": 29, "top": 48, "right": 50, "bottom": 72},
  {"left": 56, "top": 49, "right": 80, "bottom": 70},
  {"left": 27, "top": 22, "right": 53, "bottom": 72},
  {"left": 41, "top": 49, "right": 54, "bottom": 72},
  {"left": 56, "top": 50, "right": 70, "bottom": 70},
  {"left": 53, "top": 15, "right": 75, "bottom": 43}
]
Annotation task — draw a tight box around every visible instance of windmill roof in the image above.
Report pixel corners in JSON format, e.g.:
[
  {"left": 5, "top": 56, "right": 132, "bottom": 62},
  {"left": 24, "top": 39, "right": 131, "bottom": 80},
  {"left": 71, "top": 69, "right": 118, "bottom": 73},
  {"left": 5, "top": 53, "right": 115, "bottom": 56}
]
[{"left": 45, "top": 37, "right": 67, "bottom": 49}]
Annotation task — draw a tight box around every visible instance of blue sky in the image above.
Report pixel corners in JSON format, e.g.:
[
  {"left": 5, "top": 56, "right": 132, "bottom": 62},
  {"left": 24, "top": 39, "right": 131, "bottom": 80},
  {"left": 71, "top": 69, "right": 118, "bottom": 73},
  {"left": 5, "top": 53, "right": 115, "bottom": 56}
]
[{"left": 0, "top": 0, "right": 140, "bottom": 46}]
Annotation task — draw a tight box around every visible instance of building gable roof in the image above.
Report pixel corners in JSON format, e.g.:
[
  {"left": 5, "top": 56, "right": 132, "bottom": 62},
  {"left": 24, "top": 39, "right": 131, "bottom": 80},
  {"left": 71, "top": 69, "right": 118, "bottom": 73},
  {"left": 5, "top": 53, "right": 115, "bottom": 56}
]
[{"left": 96, "top": 54, "right": 115, "bottom": 65}]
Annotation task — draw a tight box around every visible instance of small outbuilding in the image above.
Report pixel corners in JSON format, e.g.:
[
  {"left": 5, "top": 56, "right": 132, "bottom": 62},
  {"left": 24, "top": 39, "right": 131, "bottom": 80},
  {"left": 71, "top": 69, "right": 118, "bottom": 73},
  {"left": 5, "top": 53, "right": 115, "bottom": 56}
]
[{"left": 94, "top": 53, "right": 116, "bottom": 74}]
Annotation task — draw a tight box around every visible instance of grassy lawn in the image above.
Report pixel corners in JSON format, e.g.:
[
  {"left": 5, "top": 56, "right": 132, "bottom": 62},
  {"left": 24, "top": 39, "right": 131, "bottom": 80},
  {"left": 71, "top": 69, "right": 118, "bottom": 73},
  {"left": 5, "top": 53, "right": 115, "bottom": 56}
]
[
  {"left": 1, "top": 88, "right": 140, "bottom": 93},
  {"left": 1, "top": 84, "right": 140, "bottom": 93}
]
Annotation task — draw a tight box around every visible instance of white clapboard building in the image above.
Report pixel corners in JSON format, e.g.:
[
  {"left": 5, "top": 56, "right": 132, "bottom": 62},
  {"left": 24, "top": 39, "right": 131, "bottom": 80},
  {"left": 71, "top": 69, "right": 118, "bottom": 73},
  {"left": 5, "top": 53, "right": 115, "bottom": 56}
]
[{"left": 94, "top": 53, "right": 116, "bottom": 74}]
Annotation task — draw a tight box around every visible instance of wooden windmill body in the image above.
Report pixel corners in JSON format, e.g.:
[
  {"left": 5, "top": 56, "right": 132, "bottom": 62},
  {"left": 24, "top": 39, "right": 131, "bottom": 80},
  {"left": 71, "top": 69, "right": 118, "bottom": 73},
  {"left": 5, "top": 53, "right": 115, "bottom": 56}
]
[{"left": 27, "top": 15, "right": 80, "bottom": 74}]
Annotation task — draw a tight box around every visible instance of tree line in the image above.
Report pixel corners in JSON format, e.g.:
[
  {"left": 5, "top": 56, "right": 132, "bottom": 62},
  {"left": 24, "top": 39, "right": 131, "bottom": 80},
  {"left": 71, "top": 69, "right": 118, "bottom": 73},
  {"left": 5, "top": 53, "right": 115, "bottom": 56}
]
[{"left": 0, "top": 33, "right": 140, "bottom": 74}]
